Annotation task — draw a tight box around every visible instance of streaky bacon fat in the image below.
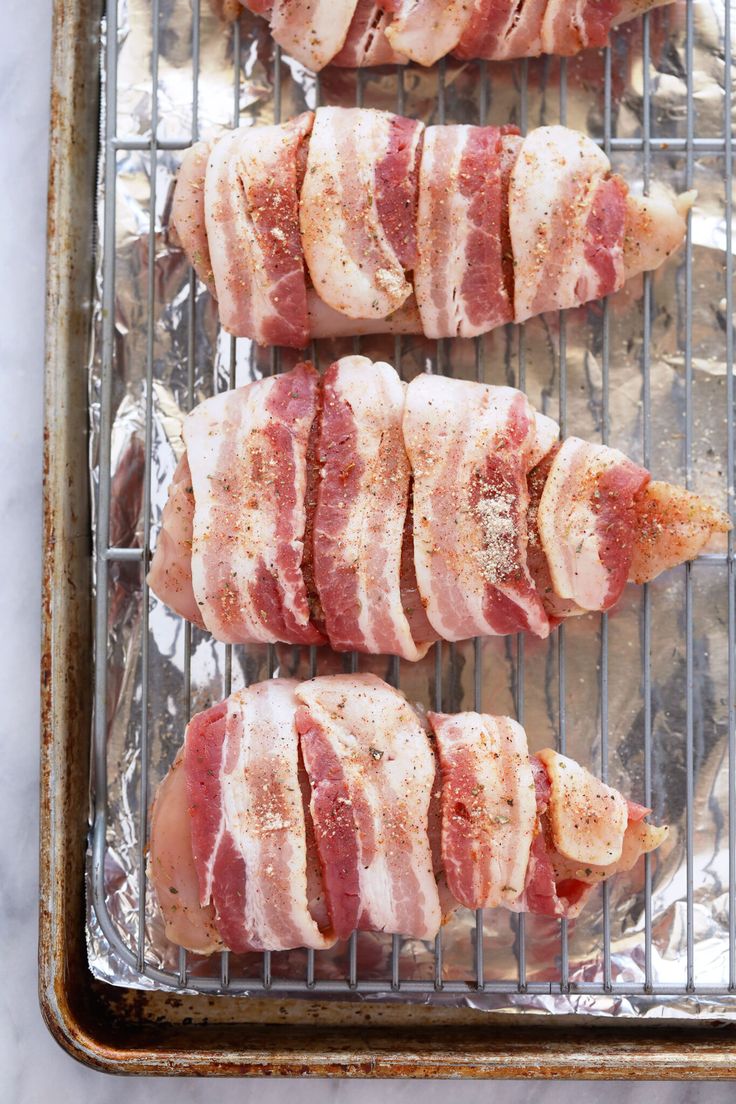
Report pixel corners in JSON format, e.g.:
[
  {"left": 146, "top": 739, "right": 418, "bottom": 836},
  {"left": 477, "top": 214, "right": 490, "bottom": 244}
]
[
  {"left": 415, "top": 125, "right": 520, "bottom": 338},
  {"left": 312, "top": 356, "right": 431, "bottom": 660},
  {"left": 185, "top": 361, "right": 325, "bottom": 645},
  {"left": 332, "top": 0, "right": 406, "bottom": 66},
  {"left": 537, "top": 436, "right": 650, "bottom": 612},
  {"left": 300, "top": 107, "right": 422, "bottom": 319},
  {"left": 509, "top": 126, "right": 628, "bottom": 322},
  {"left": 295, "top": 673, "right": 442, "bottom": 941},
  {"left": 453, "top": 0, "right": 547, "bottom": 61},
  {"left": 384, "top": 0, "right": 474, "bottom": 66},
  {"left": 404, "top": 373, "right": 551, "bottom": 641},
  {"left": 184, "top": 679, "right": 335, "bottom": 952},
  {"left": 429, "top": 711, "right": 537, "bottom": 910},
  {"left": 267, "top": 0, "right": 358, "bottom": 71},
  {"left": 519, "top": 750, "right": 668, "bottom": 918},
  {"left": 205, "top": 113, "right": 313, "bottom": 348}
]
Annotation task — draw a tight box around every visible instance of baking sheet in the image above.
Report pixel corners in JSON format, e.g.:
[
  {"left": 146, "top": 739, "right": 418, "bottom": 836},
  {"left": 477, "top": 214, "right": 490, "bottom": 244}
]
[{"left": 87, "top": 0, "right": 735, "bottom": 1016}]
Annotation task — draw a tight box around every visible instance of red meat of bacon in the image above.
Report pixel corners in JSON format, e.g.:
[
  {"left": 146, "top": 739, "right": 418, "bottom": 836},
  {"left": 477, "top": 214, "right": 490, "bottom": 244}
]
[
  {"left": 295, "top": 673, "right": 442, "bottom": 941},
  {"left": 184, "top": 361, "right": 325, "bottom": 645},
  {"left": 183, "top": 679, "right": 335, "bottom": 952},
  {"left": 403, "top": 373, "right": 553, "bottom": 640},
  {"left": 311, "top": 356, "right": 432, "bottom": 660}
]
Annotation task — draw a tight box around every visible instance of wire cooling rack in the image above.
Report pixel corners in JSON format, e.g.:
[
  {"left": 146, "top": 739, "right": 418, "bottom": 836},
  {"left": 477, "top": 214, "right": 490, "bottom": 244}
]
[{"left": 90, "top": 0, "right": 735, "bottom": 1006}]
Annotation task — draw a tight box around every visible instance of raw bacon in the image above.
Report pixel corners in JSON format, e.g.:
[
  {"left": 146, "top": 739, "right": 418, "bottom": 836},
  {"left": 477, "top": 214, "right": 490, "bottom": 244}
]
[
  {"left": 536, "top": 436, "right": 650, "bottom": 612},
  {"left": 205, "top": 112, "right": 313, "bottom": 348},
  {"left": 231, "top": 0, "right": 673, "bottom": 68},
  {"left": 150, "top": 676, "right": 669, "bottom": 951},
  {"left": 312, "top": 356, "right": 431, "bottom": 661},
  {"left": 295, "top": 673, "right": 442, "bottom": 941},
  {"left": 185, "top": 361, "right": 324, "bottom": 645},
  {"left": 184, "top": 679, "right": 335, "bottom": 952},
  {"left": 403, "top": 373, "right": 551, "bottom": 640},
  {"left": 384, "top": 0, "right": 474, "bottom": 66},
  {"left": 332, "top": 0, "right": 406, "bottom": 66},
  {"left": 453, "top": 0, "right": 548, "bottom": 61},
  {"left": 520, "top": 750, "right": 668, "bottom": 918},
  {"left": 267, "top": 0, "right": 359, "bottom": 72},
  {"left": 415, "top": 124, "right": 520, "bottom": 338},
  {"left": 509, "top": 126, "right": 628, "bottom": 322},
  {"left": 300, "top": 107, "right": 423, "bottom": 319},
  {"left": 172, "top": 112, "right": 689, "bottom": 344},
  {"left": 429, "top": 711, "right": 537, "bottom": 910}
]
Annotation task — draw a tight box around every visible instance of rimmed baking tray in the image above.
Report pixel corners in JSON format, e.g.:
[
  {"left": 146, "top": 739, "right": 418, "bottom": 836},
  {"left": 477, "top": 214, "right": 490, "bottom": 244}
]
[{"left": 40, "top": 0, "right": 736, "bottom": 1076}]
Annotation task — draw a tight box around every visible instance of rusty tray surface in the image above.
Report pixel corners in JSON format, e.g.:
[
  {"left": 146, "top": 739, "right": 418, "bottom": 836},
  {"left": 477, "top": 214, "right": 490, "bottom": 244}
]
[{"left": 40, "top": 0, "right": 736, "bottom": 1077}]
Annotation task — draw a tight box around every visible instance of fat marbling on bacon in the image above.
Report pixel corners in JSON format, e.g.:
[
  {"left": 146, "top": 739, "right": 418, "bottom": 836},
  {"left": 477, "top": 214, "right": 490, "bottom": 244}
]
[
  {"left": 519, "top": 749, "right": 668, "bottom": 918},
  {"left": 414, "top": 124, "right": 520, "bottom": 338},
  {"left": 536, "top": 436, "right": 651, "bottom": 613},
  {"left": 295, "top": 673, "right": 442, "bottom": 942},
  {"left": 427, "top": 711, "right": 668, "bottom": 918},
  {"left": 509, "top": 126, "right": 629, "bottom": 322},
  {"left": 204, "top": 112, "right": 313, "bottom": 348},
  {"left": 299, "top": 107, "right": 423, "bottom": 320},
  {"left": 184, "top": 679, "right": 335, "bottom": 952},
  {"left": 403, "top": 373, "right": 555, "bottom": 641},
  {"left": 184, "top": 361, "right": 324, "bottom": 645},
  {"left": 228, "top": 0, "right": 674, "bottom": 69},
  {"left": 331, "top": 0, "right": 407, "bottom": 66},
  {"left": 429, "top": 711, "right": 537, "bottom": 910},
  {"left": 149, "top": 675, "right": 669, "bottom": 953},
  {"left": 171, "top": 110, "right": 690, "bottom": 345},
  {"left": 311, "top": 356, "right": 432, "bottom": 661}
]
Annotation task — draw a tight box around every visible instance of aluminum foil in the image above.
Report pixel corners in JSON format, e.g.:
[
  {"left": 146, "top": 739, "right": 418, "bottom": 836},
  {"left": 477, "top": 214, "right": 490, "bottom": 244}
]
[{"left": 86, "top": 0, "right": 736, "bottom": 1016}]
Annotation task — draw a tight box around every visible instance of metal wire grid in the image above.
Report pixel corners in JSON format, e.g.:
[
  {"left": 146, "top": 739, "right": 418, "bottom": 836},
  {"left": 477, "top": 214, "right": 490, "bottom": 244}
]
[{"left": 91, "top": 0, "right": 736, "bottom": 1000}]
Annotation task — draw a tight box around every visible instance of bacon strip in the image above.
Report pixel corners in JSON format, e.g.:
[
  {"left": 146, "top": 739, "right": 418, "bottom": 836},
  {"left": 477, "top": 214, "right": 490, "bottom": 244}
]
[
  {"left": 537, "top": 436, "right": 650, "bottom": 612},
  {"left": 185, "top": 362, "right": 325, "bottom": 644},
  {"left": 152, "top": 677, "right": 669, "bottom": 951},
  {"left": 205, "top": 113, "right": 313, "bottom": 348},
  {"left": 404, "top": 374, "right": 551, "bottom": 640},
  {"left": 184, "top": 679, "right": 335, "bottom": 952},
  {"left": 300, "top": 107, "right": 422, "bottom": 319},
  {"left": 384, "top": 0, "right": 474, "bottom": 66},
  {"left": 332, "top": 0, "right": 406, "bottom": 66},
  {"left": 541, "top": 0, "right": 620, "bottom": 56},
  {"left": 295, "top": 674, "right": 442, "bottom": 941},
  {"left": 267, "top": 0, "right": 358, "bottom": 71},
  {"left": 509, "top": 126, "right": 628, "bottom": 323},
  {"left": 415, "top": 125, "right": 520, "bottom": 339},
  {"left": 519, "top": 751, "right": 668, "bottom": 918},
  {"left": 429, "top": 711, "right": 537, "bottom": 910},
  {"left": 453, "top": 0, "right": 547, "bottom": 60},
  {"left": 312, "top": 357, "right": 431, "bottom": 660}
]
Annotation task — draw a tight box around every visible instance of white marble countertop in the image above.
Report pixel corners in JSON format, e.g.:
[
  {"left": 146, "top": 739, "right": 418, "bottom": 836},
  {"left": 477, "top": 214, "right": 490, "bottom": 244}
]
[{"left": 1, "top": 0, "right": 733, "bottom": 1098}]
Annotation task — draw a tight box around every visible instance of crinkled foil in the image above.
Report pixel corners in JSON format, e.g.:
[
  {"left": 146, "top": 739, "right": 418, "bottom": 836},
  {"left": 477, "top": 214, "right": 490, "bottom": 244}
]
[{"left": 86, "top": 0, "right": 736, "bottom": 1016}]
